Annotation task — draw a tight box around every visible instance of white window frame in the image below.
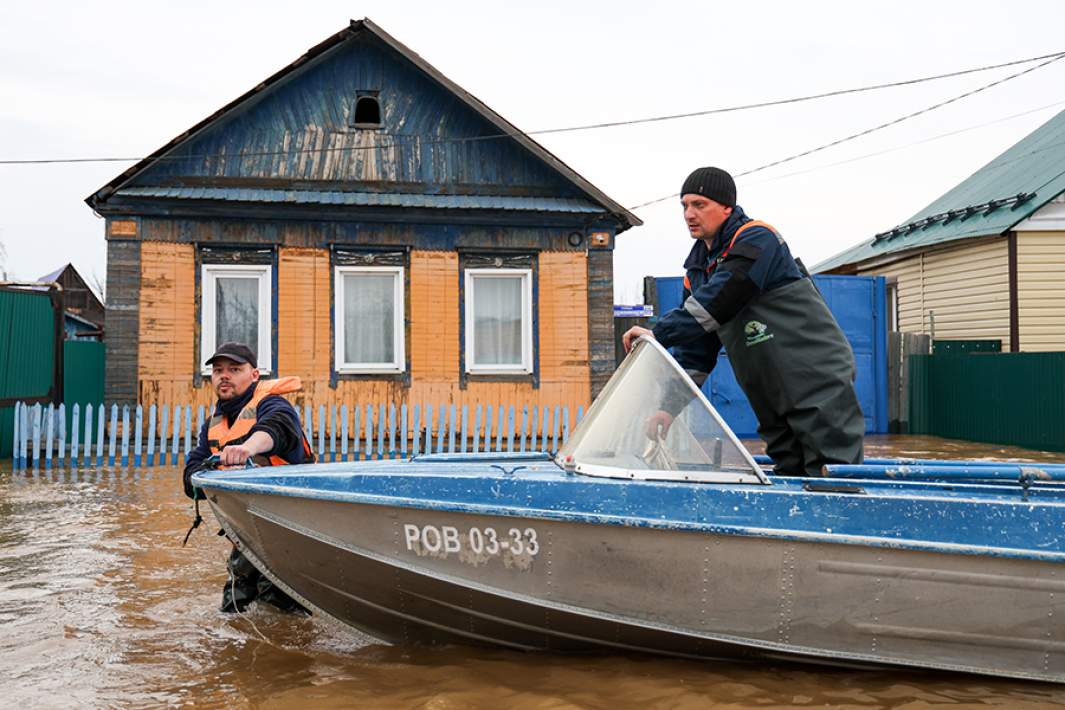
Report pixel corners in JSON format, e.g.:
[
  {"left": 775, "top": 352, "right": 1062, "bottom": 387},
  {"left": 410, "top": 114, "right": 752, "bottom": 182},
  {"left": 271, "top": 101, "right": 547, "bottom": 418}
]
[
  {"left": 200, "top": 264, "right": 272, "bottom": 375},
  {"left": 334, "top": 265, "right": 406, "bottom": 374},
  {"left": 886, "top": 280, "right": 899, "bottom": 332},
  {"left": 464, "top": 268, "right": 533, "bottom": 374}
]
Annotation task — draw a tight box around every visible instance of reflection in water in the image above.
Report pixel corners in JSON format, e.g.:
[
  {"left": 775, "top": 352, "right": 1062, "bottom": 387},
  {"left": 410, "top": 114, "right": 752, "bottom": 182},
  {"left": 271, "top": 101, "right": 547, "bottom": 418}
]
[{"left": 3, "top": 437, "right": 1065, "bottom": 709}]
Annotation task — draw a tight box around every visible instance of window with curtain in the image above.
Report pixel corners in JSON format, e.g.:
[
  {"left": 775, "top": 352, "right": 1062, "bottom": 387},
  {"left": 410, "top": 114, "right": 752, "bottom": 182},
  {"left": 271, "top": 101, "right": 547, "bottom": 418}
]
[
  {"left": 335, "top": 266, "right": 405, "bottom": 372},
  {"left": 200, "top": 264, "right": 272, "bottom": 374},
  {"left": 465, "top": 269, "right": 532, "bottom": 373}
]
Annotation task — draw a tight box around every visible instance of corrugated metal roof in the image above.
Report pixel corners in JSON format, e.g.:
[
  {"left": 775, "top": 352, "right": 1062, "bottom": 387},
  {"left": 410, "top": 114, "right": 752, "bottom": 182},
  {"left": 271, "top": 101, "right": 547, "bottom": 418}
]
[
  {"left": 815, "top": 108, "right": 1065, "bottom": 272},
  {"left": 114, "top": 186, "right": 607, "bottom": 213}
]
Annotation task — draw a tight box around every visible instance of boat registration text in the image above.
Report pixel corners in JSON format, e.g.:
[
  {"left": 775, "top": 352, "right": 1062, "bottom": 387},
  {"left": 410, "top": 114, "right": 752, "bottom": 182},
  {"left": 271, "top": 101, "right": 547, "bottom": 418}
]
[{"left": 403, "top": 523, "right": 540, "bottom": 557}]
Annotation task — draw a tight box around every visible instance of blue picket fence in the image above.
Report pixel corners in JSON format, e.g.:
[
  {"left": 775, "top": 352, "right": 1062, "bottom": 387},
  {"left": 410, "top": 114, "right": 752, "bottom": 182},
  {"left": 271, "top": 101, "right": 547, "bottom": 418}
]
[{"left": 7, "top": 401, "right": 584, "bottom": 472}]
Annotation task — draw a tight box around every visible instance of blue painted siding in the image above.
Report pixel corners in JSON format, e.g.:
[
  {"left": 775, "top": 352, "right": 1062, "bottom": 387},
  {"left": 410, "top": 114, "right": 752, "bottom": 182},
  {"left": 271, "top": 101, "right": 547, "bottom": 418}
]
[
  {"left": 132, "top": 34, "right": 581, "bottom": 197},
  {"left": 653, "top": 274, "right": 888, "bottom": 435}
]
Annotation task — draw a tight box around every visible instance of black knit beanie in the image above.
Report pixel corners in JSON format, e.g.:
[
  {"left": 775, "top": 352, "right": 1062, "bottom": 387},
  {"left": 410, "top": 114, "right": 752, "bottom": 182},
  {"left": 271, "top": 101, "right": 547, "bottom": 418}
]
[{"left": 680, "top": 167, "right": 736, "bottom": 207}]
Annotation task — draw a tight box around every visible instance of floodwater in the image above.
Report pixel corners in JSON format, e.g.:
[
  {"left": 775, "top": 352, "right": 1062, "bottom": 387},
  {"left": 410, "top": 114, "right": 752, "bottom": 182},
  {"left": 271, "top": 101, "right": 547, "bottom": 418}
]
[{"left": 4, "top": 436, "right": 1065, "bottom": 709}]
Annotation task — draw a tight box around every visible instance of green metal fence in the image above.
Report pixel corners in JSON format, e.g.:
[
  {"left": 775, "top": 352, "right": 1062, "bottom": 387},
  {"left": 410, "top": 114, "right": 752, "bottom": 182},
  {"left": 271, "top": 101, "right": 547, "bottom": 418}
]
[
  {"left": 909, "top": 352, "right": 1065, "bottom": 452},
  {"left": 0, "top": 286, "right": 64, "bottom": 458},
  {"left": 62, "top": 340, "right": 105, "bottom": 420}
]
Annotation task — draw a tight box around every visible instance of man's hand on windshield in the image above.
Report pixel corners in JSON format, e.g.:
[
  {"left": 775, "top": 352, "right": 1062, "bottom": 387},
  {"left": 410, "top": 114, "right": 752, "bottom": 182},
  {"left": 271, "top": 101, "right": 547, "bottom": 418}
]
[
  {"left": 623, "top": 326, "right": 654, "bottom": 353},
  {"left": 645, "top": 410, "right": 674, "bottom": 440}
]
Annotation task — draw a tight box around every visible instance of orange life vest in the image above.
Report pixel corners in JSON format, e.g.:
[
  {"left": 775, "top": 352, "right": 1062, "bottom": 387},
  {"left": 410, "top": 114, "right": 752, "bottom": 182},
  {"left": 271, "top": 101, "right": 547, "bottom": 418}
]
[{"left": 207, "top": 377, "right": 315, "bottom": 466}]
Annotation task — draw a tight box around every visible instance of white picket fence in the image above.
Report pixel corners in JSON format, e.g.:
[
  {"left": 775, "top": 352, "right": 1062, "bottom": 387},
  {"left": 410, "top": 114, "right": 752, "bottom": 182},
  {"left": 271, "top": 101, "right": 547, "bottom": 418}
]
[{"left": 9, "top": 400, "right": 584, "bottom": 471}]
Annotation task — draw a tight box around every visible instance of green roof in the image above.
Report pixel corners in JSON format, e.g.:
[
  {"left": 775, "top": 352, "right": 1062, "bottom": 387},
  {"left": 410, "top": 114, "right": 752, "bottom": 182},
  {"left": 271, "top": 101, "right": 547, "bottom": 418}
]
[{"left": 815, "top": 108, "right": 1065, "bottom": 272}]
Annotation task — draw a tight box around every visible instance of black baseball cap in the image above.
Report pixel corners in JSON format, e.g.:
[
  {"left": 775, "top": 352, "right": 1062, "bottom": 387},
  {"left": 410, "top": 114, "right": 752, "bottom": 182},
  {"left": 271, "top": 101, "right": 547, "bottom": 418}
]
[{"left": 205, "top": 342, "right": 257, "bottom": 368}]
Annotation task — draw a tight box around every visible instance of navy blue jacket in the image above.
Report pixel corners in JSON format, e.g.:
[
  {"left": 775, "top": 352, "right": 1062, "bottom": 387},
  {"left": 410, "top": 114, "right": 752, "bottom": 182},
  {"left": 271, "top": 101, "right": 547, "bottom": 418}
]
[
  {"left": 651, "top": 205, "right": 804, "bottom": 384},
  {"left": 184, "top": 387, "right": 308, "bottom": 472}
]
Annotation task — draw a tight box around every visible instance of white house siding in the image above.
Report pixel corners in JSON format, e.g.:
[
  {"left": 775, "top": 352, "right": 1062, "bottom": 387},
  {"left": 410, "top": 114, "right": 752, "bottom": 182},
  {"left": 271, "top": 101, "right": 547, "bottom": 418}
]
[
  {"left": 856, "top": 236, "right": 1010, "bottom": 345},
  {"left": 1016, "top": 230, "right": 1065, "bottom": 351},
  {"left": 858, "top": 255, "right": 925, "bottom": 333}
]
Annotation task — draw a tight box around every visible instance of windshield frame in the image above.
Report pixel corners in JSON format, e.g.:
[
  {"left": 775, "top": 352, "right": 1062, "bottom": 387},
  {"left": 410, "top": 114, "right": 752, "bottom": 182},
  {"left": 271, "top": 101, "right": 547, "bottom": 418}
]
[{"left": 559, "top": 336, "right": 770, "bottom": 485}]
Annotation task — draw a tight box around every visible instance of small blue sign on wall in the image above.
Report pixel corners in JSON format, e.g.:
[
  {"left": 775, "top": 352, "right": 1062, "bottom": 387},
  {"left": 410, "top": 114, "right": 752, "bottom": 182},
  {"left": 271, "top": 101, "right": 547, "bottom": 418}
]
[
  {"left": 613, "top": 305, "right": 654, "bottom": 317},
  {"left": 653, "top": 274, "right": 888, "bottom": 436}
]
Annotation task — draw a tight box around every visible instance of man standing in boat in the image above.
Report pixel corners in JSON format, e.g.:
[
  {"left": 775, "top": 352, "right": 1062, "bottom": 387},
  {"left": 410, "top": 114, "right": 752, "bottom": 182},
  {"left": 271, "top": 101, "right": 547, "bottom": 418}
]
[
  {"left": 622, "top": 167, "right": 864, "bottom": 476},
  {"left": 183, "top": 341, "right": 315, "bottom": 612}
]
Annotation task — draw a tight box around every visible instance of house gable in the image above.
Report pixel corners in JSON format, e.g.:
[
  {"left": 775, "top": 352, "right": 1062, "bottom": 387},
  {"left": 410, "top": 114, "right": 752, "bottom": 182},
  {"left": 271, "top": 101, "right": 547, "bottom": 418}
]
[
  {"left": 1014, "top": 193, "right": 1065, "bottom": 231},
  {"left": 38, "top": 263, "right": 105, "bottom": 326},
  {"left": 128, "top": 33, "right": 579, "bottom": 194},
  {"left": 87, "top": 20, "right": 639, "bottom": 229}
]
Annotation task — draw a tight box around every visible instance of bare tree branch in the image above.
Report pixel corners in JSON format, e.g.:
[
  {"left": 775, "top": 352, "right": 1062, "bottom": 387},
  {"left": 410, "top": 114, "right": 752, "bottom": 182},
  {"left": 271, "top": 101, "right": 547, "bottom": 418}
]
[{"left": 89, "top": 268, "right": 106, "bottom": 300}]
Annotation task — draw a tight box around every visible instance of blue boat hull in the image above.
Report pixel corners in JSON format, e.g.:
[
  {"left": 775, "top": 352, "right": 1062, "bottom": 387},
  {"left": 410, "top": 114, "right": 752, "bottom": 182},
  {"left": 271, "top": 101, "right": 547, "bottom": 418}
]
[{"left": 195, "top": 456, "right": 1065, "bottom": 682}]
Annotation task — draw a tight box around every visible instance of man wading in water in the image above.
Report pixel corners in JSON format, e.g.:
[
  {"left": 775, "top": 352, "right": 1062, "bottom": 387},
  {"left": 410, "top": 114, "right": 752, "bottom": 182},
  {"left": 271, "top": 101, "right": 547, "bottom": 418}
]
[
  {"left": 623, "top": 167, "right": 864, "bottom": 476},
  {"left": 183, "top": 342, "right": 315, "bottom": 612}
]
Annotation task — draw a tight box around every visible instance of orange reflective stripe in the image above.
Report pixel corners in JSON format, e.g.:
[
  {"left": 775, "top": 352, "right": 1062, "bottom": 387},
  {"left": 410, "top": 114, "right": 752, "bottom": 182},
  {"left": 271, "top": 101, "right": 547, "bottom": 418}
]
[
  {"left": 720, "top": 220, "right": 779, "bottom": 261},
  {"left": 683, "top": 275, "right": 691, "bottom": 291},
  {"left": 704, "top": 220, "right": 782, "bottom": 277}
]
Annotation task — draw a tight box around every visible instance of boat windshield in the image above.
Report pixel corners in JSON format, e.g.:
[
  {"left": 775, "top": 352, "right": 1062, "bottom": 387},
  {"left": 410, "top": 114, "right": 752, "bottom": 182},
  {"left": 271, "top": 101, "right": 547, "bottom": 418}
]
[{"left": 558, "top": 337, "right": 767, "bottom": 484}]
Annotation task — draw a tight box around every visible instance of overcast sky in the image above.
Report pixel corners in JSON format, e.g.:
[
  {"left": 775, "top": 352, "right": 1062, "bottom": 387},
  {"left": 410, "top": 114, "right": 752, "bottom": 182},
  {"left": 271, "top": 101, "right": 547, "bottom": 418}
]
[{"left": 3, "top": 1, "right": 1065, "bottom": 303}]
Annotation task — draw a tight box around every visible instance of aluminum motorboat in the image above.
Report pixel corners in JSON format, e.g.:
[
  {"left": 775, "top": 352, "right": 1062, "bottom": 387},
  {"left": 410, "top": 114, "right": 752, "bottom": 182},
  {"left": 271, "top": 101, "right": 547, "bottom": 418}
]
[{"left": 192, "top": 337, "right": 1065, "bottom": 683}]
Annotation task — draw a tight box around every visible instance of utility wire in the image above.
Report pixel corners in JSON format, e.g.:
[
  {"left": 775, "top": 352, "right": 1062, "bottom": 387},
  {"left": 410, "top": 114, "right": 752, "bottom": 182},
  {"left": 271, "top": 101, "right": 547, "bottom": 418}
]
[
  {"left": 745, "top": 99, "right": 1065, "bottom": 185},
  {"left": 2, "top": 50, "right": 1064, "bottom": 166},
  {"left": 528, "top": 50, "right": 1065, "bottom": 136},
  {"left": 628, "top": 53, "right": 1065, "bottom": 210}
]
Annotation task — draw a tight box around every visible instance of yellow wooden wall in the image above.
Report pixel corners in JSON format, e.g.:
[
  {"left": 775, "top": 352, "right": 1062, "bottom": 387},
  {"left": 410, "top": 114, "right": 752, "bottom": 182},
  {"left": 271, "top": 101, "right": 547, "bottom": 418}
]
[
  {"left": 327, "top": 249, "right": 591, "bottom": 413},
  {"left": 856, "top": 237, "right": 1010, "bottom": 344},
  {"left": 137, "top": 242, "right": 210, "bottom": 406},
  {"left": 1017, "top": 231, "right": 1065, "bottom": 351},
  {"left": 277, "top": 247, "right": 332, "bottom": 399},
  {"left": 136, "top": 245, "right": 592, "bottom": 419}
]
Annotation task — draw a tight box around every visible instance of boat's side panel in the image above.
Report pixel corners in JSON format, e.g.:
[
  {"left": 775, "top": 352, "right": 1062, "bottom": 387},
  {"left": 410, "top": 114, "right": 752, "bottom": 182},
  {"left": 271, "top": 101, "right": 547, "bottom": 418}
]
[
  {"left": 787, "top": 544, "right": 1065, "bottom": 680},
  {"left": 207, "top": 489, "right": 1065, "bottom": 681},
  {"left": 213, "top": 489, "right": 759, "bottom": 658}
]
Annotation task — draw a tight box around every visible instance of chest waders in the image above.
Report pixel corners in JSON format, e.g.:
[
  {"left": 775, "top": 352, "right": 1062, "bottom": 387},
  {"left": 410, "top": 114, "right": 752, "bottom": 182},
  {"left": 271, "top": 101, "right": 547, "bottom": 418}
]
[{"left": 717, "top": 277, "right": 865, "bottom": 476}]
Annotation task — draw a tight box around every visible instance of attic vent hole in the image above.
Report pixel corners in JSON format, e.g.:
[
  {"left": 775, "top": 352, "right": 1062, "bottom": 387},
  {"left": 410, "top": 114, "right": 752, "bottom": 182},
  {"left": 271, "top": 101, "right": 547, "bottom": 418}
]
[{"left": 354, "top": 95, "right": 381, "bottom": 127}]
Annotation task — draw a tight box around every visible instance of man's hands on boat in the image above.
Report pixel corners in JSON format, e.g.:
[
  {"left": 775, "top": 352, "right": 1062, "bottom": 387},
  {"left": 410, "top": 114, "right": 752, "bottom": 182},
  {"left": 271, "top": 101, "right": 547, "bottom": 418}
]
[
  {"left": 622, "top": 326, "right": 654, "bottom": 353},
  {"left": 620, "top": 328, "right": 676, "bottom": 440}
]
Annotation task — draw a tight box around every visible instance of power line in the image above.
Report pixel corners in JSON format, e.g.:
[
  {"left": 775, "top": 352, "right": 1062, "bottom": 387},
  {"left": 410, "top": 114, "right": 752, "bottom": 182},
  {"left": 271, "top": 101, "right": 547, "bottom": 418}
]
[
  {"left": 628, "top": 53, "right": 1065, "bottom": 210},
  {"left": 529, "top": 50, "right": 1065, "bottom": 136},
  {"left": 744, "top": 99, "right": 1065, "bottom": 185},
  {"left": 2, "top": 50, "right": 1065, "bottom": 167}
]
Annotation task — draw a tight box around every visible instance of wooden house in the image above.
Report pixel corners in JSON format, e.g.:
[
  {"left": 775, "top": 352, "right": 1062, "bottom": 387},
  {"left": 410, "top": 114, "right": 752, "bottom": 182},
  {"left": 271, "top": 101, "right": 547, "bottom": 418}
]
[
  {"left": 816, "top": 108, "right": 1065, "bottom": 352},
  {"left": 86, "top": 19, "right": 640, "bottom": 415},
  {"left": 38, "top": 263, "right": 106, "bottom": 333}
]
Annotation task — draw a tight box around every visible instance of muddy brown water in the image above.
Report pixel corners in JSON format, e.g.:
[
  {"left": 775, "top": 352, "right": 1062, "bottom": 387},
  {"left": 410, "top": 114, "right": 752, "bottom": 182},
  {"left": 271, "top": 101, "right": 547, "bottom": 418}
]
[{"left": 3, "top": 436, "right": 1065, "bottom": 709}]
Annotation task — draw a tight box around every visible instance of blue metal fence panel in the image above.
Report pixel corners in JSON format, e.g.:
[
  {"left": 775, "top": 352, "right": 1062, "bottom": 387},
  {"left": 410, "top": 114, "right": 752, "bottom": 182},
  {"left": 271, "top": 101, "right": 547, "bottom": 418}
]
[
  {"left": 813, "top": 275, "right": 888, "bottom": 435},
  {"left": 654, "top": 274, "right": 888, "bottom": 436}
]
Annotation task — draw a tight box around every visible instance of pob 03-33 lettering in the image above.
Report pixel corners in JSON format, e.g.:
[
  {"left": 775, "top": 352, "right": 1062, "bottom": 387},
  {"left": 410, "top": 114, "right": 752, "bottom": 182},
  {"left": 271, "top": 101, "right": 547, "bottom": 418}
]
[{"left": 403, "top": 523, "right": 540, "bottom": 556}]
